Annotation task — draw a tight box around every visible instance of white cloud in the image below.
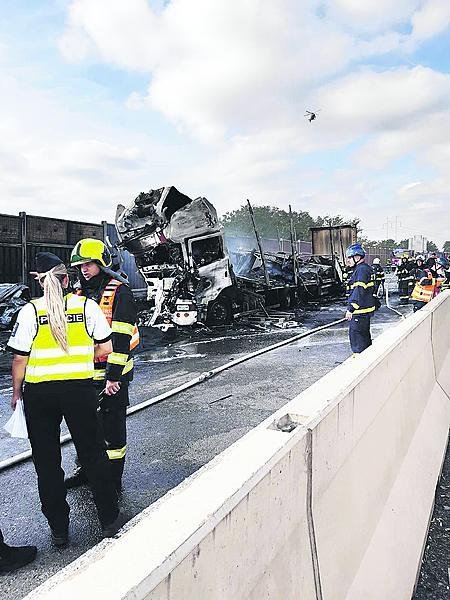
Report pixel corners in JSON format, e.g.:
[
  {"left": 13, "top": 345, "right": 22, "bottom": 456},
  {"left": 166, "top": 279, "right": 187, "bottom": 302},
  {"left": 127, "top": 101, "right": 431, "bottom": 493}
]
[
  {"left": 325, "top": 0, "right": 421, "bottom": 33},
  {"left": 316, "top": 66, "right": 450, "bottom": 134},
  {"left": 410, "top": 0, "right": 450, "bottom": 43}
]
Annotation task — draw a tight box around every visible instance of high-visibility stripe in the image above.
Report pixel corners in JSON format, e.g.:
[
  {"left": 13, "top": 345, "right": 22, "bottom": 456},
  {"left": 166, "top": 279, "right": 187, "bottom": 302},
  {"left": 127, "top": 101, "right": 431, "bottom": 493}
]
[
  {"left": 108, "top": 352, "right": 128, "bottom": 366},
  {"left": 107, "top": 445, "right": 127, "bottom": 460},
  {"left": 112, "top": 321, "right": 135, "bottom": 336},
  {"left": 93, "top": 369, "right": 106, "bottom": 381},
  {"left": 351, "top": 281, "right": 374, "bottom": 289},
  {"left": 353, "top": 306, "right": 375, "bottom": 314},
  {"left": 122, "top": 358, "right": 134, "bottom": 375},
  {"left": 351, "top": 302, "right": 359, "bottom": 310},
  {"left": 31, "top": 346, "right": 93, "bottom": 359},
  {"left": 26, "top": 363, "right": 94, "bottom": 376}
]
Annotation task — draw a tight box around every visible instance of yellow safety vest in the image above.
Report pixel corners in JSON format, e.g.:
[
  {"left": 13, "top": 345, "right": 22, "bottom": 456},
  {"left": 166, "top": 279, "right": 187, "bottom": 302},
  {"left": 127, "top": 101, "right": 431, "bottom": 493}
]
[{"left": 25, "top": 293, "right": 94, "bottom": 383}]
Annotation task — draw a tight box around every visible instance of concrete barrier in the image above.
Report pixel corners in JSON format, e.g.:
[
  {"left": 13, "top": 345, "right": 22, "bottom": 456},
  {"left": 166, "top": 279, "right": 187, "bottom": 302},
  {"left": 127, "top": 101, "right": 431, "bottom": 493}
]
[{"left": 28, "top": 294, "right": 450, "bottom": 600}]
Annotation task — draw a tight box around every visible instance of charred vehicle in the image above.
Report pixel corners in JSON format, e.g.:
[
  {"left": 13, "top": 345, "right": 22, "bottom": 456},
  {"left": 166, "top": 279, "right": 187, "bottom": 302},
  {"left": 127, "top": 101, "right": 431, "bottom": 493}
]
[
  {"left": 230, "top": 250, "right": 344, "bottom": 304},
  {"left": 0, "top": 283, "right": 31, "bottom": 330},
  {"left": 115, "top": 187, "right": 236, "bottom": 326}
]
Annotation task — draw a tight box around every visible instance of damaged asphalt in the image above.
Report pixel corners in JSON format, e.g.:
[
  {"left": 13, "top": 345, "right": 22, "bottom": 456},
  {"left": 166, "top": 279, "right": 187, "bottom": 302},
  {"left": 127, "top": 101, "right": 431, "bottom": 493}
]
[{"left": 0, "top": 299, "right": 445, "bottom": 598}]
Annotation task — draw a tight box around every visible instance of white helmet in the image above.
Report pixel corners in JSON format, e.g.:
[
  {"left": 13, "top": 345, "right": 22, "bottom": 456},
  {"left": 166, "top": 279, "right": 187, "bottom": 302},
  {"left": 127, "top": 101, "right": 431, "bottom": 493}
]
[
  {"left": 372, "top": 257, "right": 381, "bottom": 265},
  {"left": 416, "top": 255, "right": 424, "bottom": 261}
]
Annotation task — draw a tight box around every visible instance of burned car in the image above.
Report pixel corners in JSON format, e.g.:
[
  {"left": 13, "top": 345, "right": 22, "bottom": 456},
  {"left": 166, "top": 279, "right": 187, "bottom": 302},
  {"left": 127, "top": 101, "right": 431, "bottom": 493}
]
[
  {"left": 115, "top": 186, "right": 235, "bottom": 326},
  {"left": 0, "top": 283, "right": 31, "bottom": 330}
]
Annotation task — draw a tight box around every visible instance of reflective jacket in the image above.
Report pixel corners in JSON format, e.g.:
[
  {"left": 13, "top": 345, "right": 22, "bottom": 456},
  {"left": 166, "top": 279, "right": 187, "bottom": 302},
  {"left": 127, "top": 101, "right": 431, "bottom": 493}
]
[
  {"left": 395, "top": 261, "right": 414, "bottom": 282},
  {"left": 347, "top": 262, "right": 376, "bottom": 315},
  {"left": 25, "top": 294, "right": 94, "bottom": 383},
  {"left": 78, "top": 278, "right": 139, "bottom": 382},
  {"left": 373, "top": 264, "right": 385, "bottom": 283}
]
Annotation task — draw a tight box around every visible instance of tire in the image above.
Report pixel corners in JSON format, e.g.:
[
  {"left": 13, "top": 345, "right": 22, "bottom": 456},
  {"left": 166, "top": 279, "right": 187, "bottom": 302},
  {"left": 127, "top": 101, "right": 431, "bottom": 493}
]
[{"left": 206, "top": 298, "right": 232, "bottom": 326}]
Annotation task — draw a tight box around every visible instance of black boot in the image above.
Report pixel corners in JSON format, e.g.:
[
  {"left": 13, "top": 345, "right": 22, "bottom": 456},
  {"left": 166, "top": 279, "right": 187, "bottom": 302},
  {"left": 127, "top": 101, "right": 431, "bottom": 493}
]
[
  {"left": 64, "top": 465, "right": 88, "bottom": 489},
  {"left": 0, "top": 543, "right": 37, "bottom": 574}
]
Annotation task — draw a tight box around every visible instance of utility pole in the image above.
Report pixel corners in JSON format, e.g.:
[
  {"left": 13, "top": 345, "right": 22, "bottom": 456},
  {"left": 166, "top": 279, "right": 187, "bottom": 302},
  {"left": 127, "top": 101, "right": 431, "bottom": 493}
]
[
  {"left": 395, "top": 216, "right": 401, "bottom": 245},
  {"left": 289, "top": 205, "right": 298, "bottom": 286},
  {"left": 246, "top": 199, "right": 270, "bottom": 287}
]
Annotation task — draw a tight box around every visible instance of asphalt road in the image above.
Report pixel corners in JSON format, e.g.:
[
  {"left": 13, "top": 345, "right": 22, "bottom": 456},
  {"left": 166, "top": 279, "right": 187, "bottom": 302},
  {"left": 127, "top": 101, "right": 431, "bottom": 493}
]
[{"left": 0, "top": 298, "right": 415, "bottom": 598}]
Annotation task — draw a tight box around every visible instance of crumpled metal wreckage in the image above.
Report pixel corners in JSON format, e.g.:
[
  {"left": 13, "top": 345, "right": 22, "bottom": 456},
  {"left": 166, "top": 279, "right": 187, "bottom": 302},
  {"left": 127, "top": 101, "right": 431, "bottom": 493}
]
[{"left": 0, "top": 283, "right": 31, "bottom": 330}]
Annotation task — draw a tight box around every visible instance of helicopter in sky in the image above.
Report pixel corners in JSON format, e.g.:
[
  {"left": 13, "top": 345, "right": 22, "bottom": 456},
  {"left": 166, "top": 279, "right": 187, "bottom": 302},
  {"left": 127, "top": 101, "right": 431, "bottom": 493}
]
[{"left": 305, "top": 109, "right": 320, "bottom": 122}]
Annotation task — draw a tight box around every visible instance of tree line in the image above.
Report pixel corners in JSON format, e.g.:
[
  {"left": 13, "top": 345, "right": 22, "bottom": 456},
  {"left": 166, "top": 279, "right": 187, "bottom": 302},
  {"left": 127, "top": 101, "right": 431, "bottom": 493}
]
[{"left": 221, "top": 204, "right": 443, "bottom": 252}]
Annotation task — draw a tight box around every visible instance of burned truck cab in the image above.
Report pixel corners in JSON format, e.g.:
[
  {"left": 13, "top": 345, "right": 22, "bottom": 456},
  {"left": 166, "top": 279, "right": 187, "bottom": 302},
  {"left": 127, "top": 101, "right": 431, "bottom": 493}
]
[{"left": 115, "top": 186, "right": 234, "bottom": 327}]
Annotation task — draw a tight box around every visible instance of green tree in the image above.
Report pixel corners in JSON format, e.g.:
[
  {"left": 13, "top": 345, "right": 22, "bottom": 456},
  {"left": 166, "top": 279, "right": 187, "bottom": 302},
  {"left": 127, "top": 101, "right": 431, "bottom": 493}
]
[
  {"left": 221, "top": 205, "right": 316, "bottom": 241},
  {"left": 427, "top": 240, "right": 439, "bottom": 252},
  {"left": 443, "top": 241, "right": 450, "bottom": 254}
]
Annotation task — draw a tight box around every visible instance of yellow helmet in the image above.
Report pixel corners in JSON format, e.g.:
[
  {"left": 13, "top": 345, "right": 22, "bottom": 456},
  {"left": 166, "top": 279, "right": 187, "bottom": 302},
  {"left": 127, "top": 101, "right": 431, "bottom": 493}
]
[{"left": 70, "top": 238, "right": 112, "bottom": 268}]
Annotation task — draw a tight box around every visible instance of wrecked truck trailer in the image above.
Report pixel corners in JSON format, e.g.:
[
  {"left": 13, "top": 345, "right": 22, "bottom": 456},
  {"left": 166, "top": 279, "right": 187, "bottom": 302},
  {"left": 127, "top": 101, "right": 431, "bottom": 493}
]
[
  {"left": 229, "top": 250, "right": 344, "bottom": 304},
  {"left": 115, "top": 187, "right": 237, "bottom": 327}
]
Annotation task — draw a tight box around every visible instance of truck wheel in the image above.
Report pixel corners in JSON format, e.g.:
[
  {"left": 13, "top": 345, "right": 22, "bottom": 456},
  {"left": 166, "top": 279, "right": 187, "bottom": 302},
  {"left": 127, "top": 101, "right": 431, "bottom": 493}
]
[{"left": 206, "top": 298, "right": 232, "bottom": 326}]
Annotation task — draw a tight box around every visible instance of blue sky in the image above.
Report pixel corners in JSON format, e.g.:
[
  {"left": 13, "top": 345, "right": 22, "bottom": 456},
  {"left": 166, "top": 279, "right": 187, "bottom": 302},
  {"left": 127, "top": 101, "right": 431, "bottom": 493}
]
[{"left": 1, "top": 1, "right": 450, "bottom": 245}]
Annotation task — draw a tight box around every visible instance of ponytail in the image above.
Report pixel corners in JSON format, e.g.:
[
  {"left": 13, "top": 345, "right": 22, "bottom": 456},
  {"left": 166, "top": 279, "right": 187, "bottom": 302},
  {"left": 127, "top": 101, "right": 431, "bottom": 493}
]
[{"left": 32, "top": 263, "right": 69, "bottom": 353}]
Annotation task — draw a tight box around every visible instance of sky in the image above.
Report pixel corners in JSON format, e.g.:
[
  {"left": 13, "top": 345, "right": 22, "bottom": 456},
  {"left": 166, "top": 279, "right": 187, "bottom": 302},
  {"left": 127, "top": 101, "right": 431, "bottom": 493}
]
[{"left": 1, "top": 0, "right": 450, "bottom": 245}]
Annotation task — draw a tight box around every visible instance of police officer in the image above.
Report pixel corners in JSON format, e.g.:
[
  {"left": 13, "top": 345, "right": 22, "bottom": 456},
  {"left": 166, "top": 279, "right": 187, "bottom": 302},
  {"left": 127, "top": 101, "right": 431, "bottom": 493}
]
[
  {"left": 6, "top": 252, "right": 122, "bottom": 544},
  {"left": 371, "top": 257, "right": 385, "bottom": 297},
  {"left": 65, "top": 239, "right": 138, "bottom": 493},
  {"left": 0, "top": 529, "right": 36, "bottom": 574},
  {"left": 345, "top": 244, "right": 376, "bottom": 353}
]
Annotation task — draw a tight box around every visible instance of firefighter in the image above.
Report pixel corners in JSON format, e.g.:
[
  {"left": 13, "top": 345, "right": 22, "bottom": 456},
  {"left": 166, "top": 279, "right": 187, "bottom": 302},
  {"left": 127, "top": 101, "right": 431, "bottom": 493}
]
[
  {"left": 345, "top": 244, "right": 376, "bottom": 353},
  {"left": 6, "top": 252, "right": 122, "bottom": 544},
  {"left": 435, "top": 257, "right": 449, "bottom": 289},
  {"left": 65, "top": 239, "right": 138, "bottom": 493},
  {"left": 0, "top": 529, "right": 36, "bottom": 573},
  {"left": 372, "top": 257, "right": 385, "bottom": 297},
  {"left": 425, "top": 252, "right": 437, "bottom": 272},
  {"left": 395, "top": 254, "right": 413, "bottom": 304}
]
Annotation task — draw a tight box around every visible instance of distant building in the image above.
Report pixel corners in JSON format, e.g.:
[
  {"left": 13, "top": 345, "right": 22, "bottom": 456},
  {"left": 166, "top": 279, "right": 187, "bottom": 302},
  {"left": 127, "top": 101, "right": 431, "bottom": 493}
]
[{"left": 408, "top": 235, "right": 427, "bottom": 254}]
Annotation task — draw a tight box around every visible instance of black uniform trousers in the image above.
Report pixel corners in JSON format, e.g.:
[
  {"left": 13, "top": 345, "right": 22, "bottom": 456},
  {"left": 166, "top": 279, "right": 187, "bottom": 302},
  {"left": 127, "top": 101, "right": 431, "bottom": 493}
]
[
  {"left": 96, "top": 381, "right": 129, "bottom": 486},
  {"left": 398, "top": 279, "right": 410, "bottom": 303},
  {"left": 349, "top": 315, "right": 372, "bottom": 353},
  {"left": 23, "top": 381, "right": 119, "bottom": 532}
]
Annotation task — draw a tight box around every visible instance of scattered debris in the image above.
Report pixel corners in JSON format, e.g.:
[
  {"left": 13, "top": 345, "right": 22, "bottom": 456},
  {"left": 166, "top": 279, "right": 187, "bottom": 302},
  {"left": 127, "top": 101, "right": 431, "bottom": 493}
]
[{"left": 0, "top": 284, "right": 31, "bottom": 330}]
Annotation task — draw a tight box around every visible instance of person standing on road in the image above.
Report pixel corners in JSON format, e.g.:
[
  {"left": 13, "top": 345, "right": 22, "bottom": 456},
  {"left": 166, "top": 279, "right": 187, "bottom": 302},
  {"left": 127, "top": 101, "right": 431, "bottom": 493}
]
[
  {"left": 345, "top": 244, "right": 376, "bottom": 354},
  {"left": 371, "top": 257, "right": 385, "bottom": 297},
  {"left": 0, "top": 529, "right": 36, "bottom": 574},
  {"left": 395, "top": 254, "right": 413, "bottom": 304},
  {"left": 6, "top": 252, "right": 123, "bottom": 545},
  {"left": 65, "top": 239, "right": 138, "bottom": 493},
  {"left": 425, "top": 252, "right": 437, "bottom": 273}
]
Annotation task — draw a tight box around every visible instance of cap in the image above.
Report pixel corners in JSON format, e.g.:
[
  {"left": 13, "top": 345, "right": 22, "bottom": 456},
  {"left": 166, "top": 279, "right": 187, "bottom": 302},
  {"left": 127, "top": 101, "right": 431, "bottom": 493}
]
[{"left": 35, "top": 252, "right": 64, "bottom": 273}]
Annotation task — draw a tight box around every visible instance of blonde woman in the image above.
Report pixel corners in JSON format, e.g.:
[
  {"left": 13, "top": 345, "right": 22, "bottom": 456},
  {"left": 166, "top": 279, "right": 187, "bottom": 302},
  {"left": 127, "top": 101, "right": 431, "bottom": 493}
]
[{"left": 7, "top": 252, "right": 124, "bottom": 545}]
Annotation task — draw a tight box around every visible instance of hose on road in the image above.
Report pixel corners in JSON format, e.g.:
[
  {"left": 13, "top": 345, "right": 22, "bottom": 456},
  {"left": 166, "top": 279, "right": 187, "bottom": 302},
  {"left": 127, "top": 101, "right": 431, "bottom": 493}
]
[{"left": 0, "top": 317, "right": 347, "bottom": 472}]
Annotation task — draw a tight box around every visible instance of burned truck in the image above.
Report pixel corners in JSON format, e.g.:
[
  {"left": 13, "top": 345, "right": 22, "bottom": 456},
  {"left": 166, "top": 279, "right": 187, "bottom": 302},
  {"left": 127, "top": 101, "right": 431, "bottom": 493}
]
[
  {"left": 115, "top": 187, "right": 236, "bottom": 326},
  {"left": 116, "top": 187, "right": 353, "bottom": 327}
]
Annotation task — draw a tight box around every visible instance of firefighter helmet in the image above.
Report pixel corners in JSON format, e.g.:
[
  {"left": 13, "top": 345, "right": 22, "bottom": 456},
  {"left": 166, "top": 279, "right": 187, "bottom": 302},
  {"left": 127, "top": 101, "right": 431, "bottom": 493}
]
[
  {"left": 70, "top": 238, "right": 112, "bottom": 268},
  {"left": 346, "top": 243, "right": 366, "bottom": 258},
  {"left": 372, "top": 257, "right": 381, "bottom": 265}
]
